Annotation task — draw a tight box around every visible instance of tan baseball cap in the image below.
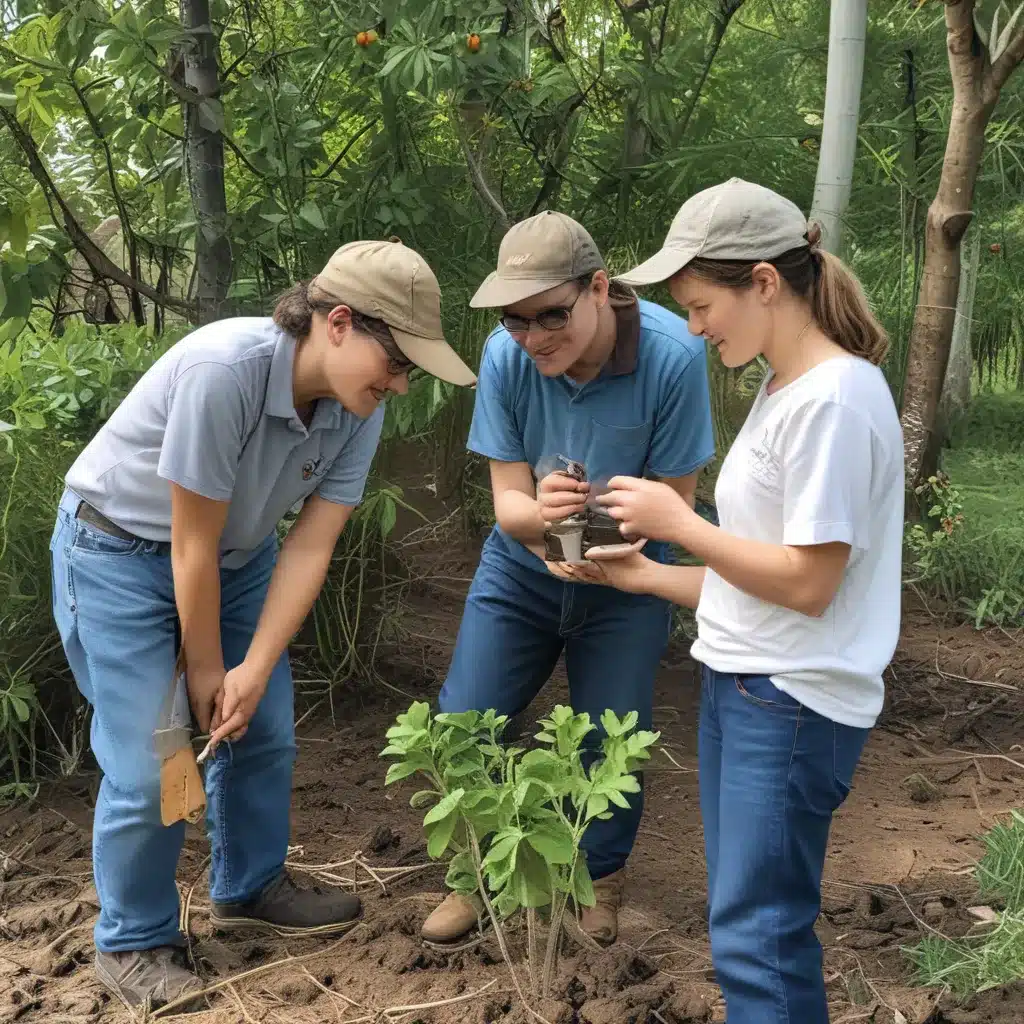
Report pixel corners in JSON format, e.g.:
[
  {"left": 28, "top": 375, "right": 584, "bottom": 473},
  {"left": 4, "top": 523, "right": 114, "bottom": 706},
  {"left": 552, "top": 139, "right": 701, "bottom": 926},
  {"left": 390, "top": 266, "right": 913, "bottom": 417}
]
[
  {"left": 309, "top": 238, "right": 476, "bottom": 387},
  {"left": 470, "top": 211, "right": 605, "bottom": 308},
  {"left": 616, "top": 178, "right": 809, "bottom": 287}
]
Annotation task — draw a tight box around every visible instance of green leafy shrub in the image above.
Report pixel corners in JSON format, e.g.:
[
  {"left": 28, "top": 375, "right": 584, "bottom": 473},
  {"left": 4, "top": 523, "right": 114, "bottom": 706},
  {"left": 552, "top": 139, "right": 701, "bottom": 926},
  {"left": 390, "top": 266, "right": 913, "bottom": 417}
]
[{"left": 381, "top": 701, "right": 658, "bottom": 1004}]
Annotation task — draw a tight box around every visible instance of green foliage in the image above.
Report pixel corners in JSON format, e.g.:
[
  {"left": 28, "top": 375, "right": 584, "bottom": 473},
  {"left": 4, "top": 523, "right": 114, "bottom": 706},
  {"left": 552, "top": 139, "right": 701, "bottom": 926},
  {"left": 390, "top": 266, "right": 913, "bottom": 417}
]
[
  {"left": 907, "top": 811, "right": 1024, "bottom": 996},
  {"left": 381, "top": 700, "right": 658, "bottom": 994}
]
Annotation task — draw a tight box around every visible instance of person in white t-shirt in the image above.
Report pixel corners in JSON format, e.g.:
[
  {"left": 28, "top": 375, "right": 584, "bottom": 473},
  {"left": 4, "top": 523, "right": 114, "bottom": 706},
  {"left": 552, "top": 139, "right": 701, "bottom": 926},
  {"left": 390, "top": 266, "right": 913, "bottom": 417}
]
[{"left": 576, "top": 179, "right": 904, "bottom": 1024}]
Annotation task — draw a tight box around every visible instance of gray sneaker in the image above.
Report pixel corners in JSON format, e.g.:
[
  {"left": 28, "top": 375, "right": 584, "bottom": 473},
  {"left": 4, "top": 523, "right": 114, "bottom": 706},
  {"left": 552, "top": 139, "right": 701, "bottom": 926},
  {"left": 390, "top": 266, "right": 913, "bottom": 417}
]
[
  {"left": 209, "top": 870, "right": 362, "bottom": 937},
  {"left": 95, "top": 946, "right": 205, "bottom": 1013}
]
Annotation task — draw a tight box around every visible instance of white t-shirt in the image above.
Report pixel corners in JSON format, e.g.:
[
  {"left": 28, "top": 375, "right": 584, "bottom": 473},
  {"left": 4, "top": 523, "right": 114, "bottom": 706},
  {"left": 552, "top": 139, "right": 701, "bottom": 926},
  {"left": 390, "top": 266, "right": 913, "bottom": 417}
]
[{"left": 689, "top": 355, "right": 904, "bottom": 729}]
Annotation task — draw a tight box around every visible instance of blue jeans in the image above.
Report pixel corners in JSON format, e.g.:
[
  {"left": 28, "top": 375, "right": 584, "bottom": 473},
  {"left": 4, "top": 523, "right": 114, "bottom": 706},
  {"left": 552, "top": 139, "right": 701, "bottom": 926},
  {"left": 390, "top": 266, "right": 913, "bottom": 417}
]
[
  {"left": 699, "top": 666, "right": 870, "bottom": 1024},
  {"left": 439, "top": 530, "right": 672, "bottom": 879},
  {"left": 49, "top": 489, "right": 296, "bottom": 953}
]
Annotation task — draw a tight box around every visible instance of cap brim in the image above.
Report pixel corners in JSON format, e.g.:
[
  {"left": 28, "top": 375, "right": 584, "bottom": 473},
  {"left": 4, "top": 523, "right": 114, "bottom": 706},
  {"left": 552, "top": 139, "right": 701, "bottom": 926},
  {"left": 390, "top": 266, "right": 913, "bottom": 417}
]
[
  {"left": 614, "top": 246, "right": 699, "bottom": 287},
  {"left": 469, "top": 271, "right": 572, "bottom": 309},
  {"left": 391, "top": 328, "right": 477, "bottom": 387}
]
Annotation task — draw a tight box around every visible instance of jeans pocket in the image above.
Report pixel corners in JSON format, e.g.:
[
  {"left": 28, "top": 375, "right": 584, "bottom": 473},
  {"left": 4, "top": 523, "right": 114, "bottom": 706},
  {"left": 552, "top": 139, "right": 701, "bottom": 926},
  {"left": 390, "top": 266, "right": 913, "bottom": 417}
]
[
  {"left": 72, "top": 521, "right": 143, "bottom": 556},
  {"left": 734, "top": 674, "right": 803, "bottom": 714}
]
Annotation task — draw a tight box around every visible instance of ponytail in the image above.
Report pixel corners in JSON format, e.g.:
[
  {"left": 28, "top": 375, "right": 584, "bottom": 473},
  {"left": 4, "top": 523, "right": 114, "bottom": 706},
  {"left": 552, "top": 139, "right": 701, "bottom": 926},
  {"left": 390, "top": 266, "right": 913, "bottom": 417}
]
[
  {"left": 809, "top": 243, "right": 889, "bottom": 366},
  {"left": 687, "top": 222, "right": 889, "bottom": 366}
]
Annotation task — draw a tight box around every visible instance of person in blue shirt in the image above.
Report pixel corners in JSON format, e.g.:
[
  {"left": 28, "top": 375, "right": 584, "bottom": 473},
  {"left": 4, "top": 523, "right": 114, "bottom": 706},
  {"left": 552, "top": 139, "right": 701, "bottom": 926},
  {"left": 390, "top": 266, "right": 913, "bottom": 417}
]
[
  {"left": 420, "top": 211, "right": 715, "bottom": 947},
  {"left": 51, "top": 239, "right": 476, "bottom": 1011}
]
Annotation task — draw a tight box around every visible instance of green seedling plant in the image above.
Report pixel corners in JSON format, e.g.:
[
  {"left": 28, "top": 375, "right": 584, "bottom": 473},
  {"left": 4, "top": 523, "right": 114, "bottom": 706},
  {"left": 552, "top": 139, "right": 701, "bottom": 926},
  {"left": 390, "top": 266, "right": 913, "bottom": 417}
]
[{"left": 381, "top": 702, "right": 658, "bottom": 1015}]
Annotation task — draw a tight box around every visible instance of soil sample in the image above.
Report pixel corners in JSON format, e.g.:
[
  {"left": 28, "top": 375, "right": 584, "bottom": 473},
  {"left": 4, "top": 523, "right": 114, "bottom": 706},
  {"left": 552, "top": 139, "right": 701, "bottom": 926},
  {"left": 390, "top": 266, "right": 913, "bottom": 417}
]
[{"left": 583, "top": 508, "right": 638, "bottom": 551}]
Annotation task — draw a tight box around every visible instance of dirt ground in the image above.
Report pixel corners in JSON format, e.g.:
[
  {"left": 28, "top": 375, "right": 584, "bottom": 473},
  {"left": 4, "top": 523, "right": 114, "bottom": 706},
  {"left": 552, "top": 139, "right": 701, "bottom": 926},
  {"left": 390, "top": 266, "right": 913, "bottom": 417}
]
[{"left": 1, "top": 526, "right": 1023, "bottom": 1023}]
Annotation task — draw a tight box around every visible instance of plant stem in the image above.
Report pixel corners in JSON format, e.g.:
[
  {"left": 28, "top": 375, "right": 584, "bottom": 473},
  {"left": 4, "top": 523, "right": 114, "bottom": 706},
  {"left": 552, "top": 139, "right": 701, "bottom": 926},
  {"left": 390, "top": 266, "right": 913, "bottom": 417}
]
[{"left": 467, "top": 825, "right": 552, "bottom": 1024}]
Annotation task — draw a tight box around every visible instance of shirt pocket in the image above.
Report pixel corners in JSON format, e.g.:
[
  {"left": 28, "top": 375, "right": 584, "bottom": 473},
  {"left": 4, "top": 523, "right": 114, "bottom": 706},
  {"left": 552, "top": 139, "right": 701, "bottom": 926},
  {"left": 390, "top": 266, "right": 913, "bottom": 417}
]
[{"left": 590, "top": 418, "right": 652, "bottom": 455}]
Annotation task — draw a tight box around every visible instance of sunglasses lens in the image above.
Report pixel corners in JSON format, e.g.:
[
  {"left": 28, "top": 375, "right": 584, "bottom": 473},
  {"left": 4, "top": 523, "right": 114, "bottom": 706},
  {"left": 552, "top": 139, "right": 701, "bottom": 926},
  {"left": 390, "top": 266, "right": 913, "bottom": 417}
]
[{"left": 501, "top": 316, "right": 530, "bottom": 333}]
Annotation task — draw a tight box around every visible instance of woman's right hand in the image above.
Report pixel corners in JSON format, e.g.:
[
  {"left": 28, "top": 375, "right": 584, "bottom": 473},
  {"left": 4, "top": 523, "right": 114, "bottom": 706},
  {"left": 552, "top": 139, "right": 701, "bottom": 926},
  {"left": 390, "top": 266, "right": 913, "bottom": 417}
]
[{"left": 537, "top": 471, "right": 590, "bottom": 522}]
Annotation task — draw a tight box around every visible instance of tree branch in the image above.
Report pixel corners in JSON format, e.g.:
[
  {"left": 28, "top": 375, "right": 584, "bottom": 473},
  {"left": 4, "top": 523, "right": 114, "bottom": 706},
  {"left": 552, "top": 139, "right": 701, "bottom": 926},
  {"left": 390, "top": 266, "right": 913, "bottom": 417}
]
[
  {"left": 317, "top": 119, "right": 379, "bottom": 179},
  {"left": 990, "top": 28, "right": 1024, "bottom": 89},
  {"left": 68, "top": 72, "right": 146, "bottom": 326},
  {"left": 455, "top": 120, "right": 511, "bottom": 232},
  {"left": 0, "top": 107, "right": 196, "bottom": 320}
]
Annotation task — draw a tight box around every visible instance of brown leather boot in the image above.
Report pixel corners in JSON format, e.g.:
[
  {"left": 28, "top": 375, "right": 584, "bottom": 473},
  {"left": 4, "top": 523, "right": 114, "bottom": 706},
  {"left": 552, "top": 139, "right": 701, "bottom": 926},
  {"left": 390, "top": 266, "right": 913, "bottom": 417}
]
[
  {"left": 420, "top": 891, "right": 485, "bottom": 944},
  {"left": 579, "top": 868, "right": 625, "bottom": 946}
]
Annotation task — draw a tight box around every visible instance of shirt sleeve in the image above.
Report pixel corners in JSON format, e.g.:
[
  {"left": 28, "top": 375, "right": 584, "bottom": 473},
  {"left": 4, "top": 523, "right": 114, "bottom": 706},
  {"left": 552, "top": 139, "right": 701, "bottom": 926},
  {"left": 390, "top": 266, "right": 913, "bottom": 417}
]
[
  {"left": 316, "top": 404, "right": 385, "bottom": 506},
  {"left": 647, "top": 348, "right": 716, "bottom": 478},
  {"left": 466, "top": 333, "right": 526, "bottom": 463},
  {"left": 781, "top": 400, "right": 875, "bottom": 551},
  {"left": 157, "top": 361, "right": 248, "bottom": 501}
]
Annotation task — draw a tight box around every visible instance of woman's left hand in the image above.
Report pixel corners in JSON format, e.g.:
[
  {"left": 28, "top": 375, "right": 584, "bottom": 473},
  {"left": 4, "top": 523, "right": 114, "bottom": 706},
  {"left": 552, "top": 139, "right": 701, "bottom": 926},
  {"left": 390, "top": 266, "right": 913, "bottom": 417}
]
[
  {"left": 544, "top": 560, "right": 607, "bottom": 585},
  {"left": 598, "top": 476, "right": 694, "bottom": 544}
]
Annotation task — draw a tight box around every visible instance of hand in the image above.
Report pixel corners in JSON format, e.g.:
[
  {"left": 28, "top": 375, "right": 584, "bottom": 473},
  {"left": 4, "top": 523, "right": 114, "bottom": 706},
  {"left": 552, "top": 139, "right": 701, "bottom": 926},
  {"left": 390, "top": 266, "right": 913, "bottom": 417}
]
[
  {"left": 208, "top": 661, "right": 270, "bottom": 749},
  {"left": 543, "top": 560, "right": 607, "bottom": 585},
  {"left": 597, "top": 476, "right": 694, "bottom": 544},
  {"left": 537, "top": 471, "right": 590, "bottom": 523},
  {"left": 186, "top": 667, "right": 225, "bottom": 734},
  {"left": 584, "top": 550, "right": 657, "bottom": 594}
]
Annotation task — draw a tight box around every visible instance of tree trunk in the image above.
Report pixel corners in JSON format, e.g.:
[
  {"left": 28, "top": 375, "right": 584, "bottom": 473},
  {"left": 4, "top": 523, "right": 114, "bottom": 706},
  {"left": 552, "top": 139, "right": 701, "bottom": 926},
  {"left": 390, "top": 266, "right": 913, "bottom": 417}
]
[
  {"left": 809, "top": 0, "right": 867, "bottom": 255},
  {"left": 898, "top": 0, "right": 1024, "bottom": 488},
  {"left": 937, "top": 225, "right": 981, "bottom": 436},
  {"left": 180, "top": 0, "right": 232, "bottom": 323}
]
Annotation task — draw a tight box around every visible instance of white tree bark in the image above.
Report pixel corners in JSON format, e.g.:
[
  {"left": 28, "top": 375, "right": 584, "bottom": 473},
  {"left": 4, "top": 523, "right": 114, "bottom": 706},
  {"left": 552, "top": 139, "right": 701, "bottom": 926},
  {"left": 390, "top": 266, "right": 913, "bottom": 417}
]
[
  {"left": 938, "top": 225, "right": 981, "bottom": 432},
  {"left": 809, "top": 0, "right": 867, "bottom": 254}
]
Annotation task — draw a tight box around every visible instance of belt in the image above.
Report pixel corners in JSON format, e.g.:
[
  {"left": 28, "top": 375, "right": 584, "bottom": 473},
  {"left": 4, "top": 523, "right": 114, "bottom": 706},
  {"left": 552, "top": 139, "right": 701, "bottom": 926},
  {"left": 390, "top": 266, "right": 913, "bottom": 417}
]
[
  {"left": 75, "top": 501, "right": 141, "bottom": 541},
  {"left": 75, "top": 501, "right": 175, "bottom": 557}
]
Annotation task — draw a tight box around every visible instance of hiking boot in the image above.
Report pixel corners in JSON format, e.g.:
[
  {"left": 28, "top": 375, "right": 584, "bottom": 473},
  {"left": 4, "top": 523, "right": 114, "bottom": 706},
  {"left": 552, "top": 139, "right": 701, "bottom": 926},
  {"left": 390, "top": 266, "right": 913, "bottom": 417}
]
[
  {"left": 420, "top": 891, "right": 485, "bottom": 944},
  {"left": 95, "top": 946, "right": 206, "bottom": 1013},
  {"left": 579, "top": 868, "right": 625, "bottom": 946},
  {"left": 210, "top": 870, "right": 362, "bottom": 937}
]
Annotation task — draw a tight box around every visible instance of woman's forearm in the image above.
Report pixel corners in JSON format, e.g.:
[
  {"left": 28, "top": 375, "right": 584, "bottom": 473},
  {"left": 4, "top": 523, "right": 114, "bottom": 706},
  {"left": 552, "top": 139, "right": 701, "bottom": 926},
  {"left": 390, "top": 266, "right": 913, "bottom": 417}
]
[
  {"left": 244, "top": 533, "right": 333, "bottom": 678},
  {"left": 676, "top": 514, "right": 828, "bottom": 616},
  {"left": 171, "top": 544, "right": 225, "bottom": 675},
  {"left": 639, "top": 561, "right": 706, "bottom": 608}
]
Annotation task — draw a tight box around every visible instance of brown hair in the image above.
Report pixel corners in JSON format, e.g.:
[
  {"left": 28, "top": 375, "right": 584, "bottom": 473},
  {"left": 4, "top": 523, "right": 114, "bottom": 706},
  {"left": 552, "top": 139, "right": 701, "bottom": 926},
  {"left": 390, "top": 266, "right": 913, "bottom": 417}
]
[
  {"left": 272, "top": 280, "right": 411, "bottom": 366},
  {"left": 573, "top": 272, "right": 638, "bottom": 311},
  {"left": 685, "top": 223, "right": 889, "bottom": 366}
]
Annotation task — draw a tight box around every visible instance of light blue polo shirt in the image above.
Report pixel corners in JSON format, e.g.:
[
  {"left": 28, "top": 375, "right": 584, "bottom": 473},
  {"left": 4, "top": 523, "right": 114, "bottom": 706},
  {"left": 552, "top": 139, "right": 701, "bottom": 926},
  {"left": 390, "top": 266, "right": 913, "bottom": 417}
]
[
  {"left": 468, "top": 297, "right": 715, "bottom": 572},
  {"left": 65, "top": 317, "right": 384, "bottom": 568}
]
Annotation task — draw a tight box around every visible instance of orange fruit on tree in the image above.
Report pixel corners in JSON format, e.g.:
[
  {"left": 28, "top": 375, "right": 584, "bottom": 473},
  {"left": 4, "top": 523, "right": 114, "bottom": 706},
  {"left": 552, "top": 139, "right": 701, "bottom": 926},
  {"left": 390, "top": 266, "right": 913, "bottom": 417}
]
[{"left": 467, "top": 33, "right": 481, "bottom": 52}]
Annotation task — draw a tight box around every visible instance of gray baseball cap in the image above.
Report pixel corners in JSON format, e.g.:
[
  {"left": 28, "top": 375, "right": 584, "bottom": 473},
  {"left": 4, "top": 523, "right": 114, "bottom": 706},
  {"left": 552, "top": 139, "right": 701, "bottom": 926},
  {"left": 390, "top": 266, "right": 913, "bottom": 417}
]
[
  {"left": 616, "top": 178, "right": 809, "bottom": 287},
  {"left": 470, "top": 211, "right": 605, "bottom": 308}
]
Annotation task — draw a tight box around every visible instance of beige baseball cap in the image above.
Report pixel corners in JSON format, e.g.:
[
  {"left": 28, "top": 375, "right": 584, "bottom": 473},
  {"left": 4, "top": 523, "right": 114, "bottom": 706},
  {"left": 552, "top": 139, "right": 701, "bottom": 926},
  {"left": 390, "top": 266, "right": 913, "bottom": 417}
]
[
  {"left": 470, "top": 211, "right": 605, "bottom": 308},
  {"left": 309, "top": 238, "right": 476, "bottom": 387},
  {"left": 616, "top": 178, "right": 810, "bottom": 287}
]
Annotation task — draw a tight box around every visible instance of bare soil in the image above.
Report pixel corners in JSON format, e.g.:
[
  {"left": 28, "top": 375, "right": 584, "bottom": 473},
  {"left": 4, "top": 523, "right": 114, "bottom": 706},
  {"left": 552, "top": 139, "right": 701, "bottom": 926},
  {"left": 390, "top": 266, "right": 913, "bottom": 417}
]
[{"left": 1, "top": 527, "right": 1022, "bottom": 1024}]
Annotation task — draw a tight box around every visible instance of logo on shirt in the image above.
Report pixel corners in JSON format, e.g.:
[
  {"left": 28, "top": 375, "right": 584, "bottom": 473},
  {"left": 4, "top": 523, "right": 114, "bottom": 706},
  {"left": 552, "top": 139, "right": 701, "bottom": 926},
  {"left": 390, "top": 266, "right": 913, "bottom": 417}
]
[
  {"left": 302, "top": 456, "right": 324, "bottom": 481},
  {"left": 749, "top": 428, "right": 781, "bottom": 486}
]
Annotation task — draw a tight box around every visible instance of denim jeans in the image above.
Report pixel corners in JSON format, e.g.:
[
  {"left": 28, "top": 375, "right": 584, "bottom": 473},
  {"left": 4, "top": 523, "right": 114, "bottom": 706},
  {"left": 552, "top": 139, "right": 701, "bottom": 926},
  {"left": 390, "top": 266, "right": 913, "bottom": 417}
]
[
  {"left": 439, "top": 530, "right": 673, "bottom": 879},
  {"left": 50, "top": 489, "right": 297, "bottom": 953},
  {"left": 699, "top": 666, "right": 870, "bottom": 1024}
]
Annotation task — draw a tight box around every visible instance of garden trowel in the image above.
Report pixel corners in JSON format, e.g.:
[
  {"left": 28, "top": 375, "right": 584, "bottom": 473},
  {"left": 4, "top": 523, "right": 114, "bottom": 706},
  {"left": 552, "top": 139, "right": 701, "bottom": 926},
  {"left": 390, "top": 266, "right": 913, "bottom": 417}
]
[{"left": 154, "top": 650, "right": 206, "bottom": 827}]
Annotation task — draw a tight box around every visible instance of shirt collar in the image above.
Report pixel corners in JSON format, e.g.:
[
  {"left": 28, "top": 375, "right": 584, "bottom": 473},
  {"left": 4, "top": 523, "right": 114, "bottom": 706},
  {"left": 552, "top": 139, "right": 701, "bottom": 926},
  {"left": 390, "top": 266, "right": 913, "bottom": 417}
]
[
  {"left": 603, "top": 297, "right": 641, "bottom": 377},
  {"left": 267, "top": 330, "right": 299, "bottom": 419},
  {"left": 267, "top": 329, "right": 345, "bottom": 430}
]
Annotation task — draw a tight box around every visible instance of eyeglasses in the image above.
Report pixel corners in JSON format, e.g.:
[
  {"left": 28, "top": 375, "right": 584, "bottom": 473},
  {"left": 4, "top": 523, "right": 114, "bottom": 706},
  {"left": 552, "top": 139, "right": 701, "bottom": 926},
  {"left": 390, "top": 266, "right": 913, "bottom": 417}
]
[
  {"left": 373, "top": 333, "right": 417, "bottom": 379},
  {"left": 500, "top": 288, "right": 584, "bottom": 334}
]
